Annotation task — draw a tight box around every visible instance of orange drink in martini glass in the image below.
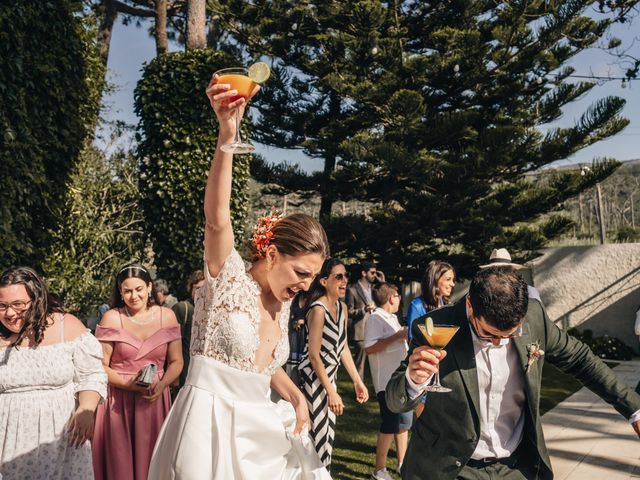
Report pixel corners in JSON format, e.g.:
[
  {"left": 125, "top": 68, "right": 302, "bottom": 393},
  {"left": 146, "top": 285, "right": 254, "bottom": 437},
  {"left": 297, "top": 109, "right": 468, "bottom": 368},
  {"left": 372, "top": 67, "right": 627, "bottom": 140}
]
[
  {"left": 417, "top": 317, "right": 459, "bottom": 393},
  {"left": 214, "top": 63, "right": 270, "bottom": 154}
]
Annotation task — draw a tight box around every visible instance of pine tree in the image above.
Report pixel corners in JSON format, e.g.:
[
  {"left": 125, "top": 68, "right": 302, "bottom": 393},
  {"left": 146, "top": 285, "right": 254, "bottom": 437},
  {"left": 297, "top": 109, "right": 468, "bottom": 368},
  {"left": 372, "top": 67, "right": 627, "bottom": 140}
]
[
  {"left": 209, "top": 0, "right": 398, "bottom": 220},
  {"left": 213, "top": 0, "right": 637, "bottom": 278},
  {"left": 327, "top": 0, "right": 638, "bottom": 277}
]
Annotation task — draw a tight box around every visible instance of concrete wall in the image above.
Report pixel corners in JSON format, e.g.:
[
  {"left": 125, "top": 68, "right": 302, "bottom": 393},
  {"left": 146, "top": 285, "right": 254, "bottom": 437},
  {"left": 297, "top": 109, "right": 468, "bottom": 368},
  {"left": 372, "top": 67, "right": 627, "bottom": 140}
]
[{"left": 530, "top": 244, "right": 640, "bottom": 353}]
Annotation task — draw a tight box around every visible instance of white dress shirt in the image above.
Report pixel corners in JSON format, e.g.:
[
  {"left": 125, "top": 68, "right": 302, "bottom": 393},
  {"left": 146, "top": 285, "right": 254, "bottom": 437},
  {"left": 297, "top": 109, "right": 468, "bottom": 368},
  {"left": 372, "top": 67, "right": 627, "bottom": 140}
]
[{"left": 470, "top": 330, "right": 525, "bottom": 459}]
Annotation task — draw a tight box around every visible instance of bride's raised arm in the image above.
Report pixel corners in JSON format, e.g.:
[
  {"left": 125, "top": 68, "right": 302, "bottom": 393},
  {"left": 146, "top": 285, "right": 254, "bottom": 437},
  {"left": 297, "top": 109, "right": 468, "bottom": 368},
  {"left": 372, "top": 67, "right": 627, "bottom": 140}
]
[{"left": 203, "top": 75, "right": 259, "bottom": 277}]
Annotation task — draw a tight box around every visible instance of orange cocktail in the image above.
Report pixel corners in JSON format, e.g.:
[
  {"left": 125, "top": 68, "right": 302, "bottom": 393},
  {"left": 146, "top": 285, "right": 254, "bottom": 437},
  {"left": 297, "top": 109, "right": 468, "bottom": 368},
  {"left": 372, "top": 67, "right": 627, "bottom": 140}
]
[
  {"left": 419, "top": 325, "right": 459, "bottom": 350},
  {"left": 215, "top": 74, "right": 256, "bottom": 103},
  {"left": 417, "top": 320, "right": 459, "bottom": 393},
  {"left": 213, "top": 67, "right": 258, "bottom": 154}
]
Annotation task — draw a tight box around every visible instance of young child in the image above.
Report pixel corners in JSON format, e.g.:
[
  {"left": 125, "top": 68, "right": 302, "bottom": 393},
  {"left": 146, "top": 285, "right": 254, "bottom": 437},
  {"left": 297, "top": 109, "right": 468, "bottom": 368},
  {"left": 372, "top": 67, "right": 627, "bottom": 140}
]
[{"left": 364, "top": 283, "right": 411, "bottom": 480}]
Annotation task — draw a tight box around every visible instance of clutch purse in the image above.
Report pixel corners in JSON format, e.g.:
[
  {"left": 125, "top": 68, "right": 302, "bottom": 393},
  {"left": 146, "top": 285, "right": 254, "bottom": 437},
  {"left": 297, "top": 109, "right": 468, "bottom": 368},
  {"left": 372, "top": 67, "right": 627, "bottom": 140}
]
[{"left": 135, "top": 363, "right": 157, "bottom": 387}]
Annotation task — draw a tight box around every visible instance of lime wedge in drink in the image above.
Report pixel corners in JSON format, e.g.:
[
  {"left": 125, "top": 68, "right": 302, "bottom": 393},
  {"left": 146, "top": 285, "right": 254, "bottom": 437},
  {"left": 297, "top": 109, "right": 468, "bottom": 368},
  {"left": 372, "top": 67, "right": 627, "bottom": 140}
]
[
  {"left": 248, "top": 62, "right": 271, "bottom": 83},
  {"left": 425, "top": 316, "right": 434, "bottom": 337}
]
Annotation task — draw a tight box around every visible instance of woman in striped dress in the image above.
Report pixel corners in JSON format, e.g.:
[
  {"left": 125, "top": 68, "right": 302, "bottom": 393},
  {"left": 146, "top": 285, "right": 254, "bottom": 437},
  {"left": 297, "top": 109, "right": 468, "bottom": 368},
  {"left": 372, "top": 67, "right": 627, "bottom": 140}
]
[{"left": 298, "top": 258, "right": 369, "bottom": 468}]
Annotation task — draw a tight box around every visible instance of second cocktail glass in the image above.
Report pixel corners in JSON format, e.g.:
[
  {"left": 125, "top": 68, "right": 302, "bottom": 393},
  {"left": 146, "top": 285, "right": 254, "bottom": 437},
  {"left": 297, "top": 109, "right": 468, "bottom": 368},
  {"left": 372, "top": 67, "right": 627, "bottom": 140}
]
[
  {"left": 417, "top": 320, "right": 459, "bottom": 393},
  {"left": 214, "top": 67, "right": 257, "bottom": 154}
]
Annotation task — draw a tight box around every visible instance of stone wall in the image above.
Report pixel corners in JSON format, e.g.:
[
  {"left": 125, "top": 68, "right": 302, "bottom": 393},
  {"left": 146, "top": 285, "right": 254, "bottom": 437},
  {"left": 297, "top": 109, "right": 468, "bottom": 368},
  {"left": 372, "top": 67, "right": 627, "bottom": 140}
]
[{"left": 530, "top": 244, "right": 640, "bottom": 353}]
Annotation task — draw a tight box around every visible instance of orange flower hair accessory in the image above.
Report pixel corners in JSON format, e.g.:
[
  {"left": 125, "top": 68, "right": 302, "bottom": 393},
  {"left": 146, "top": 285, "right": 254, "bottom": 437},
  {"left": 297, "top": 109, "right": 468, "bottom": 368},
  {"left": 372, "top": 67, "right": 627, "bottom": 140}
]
[{"left": 252, "top": 208, "right": 283, "bottom": 259}]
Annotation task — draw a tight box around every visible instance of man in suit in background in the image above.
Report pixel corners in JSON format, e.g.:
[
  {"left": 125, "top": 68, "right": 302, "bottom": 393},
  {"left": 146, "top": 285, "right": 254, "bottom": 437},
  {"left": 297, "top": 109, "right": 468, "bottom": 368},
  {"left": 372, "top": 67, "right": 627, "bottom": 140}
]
[
  {"left": 347, "top": 259, "right": 384, "bottom": 379},
  {"left": 386, "top": 266, "right": 640, "bottom": 480}
]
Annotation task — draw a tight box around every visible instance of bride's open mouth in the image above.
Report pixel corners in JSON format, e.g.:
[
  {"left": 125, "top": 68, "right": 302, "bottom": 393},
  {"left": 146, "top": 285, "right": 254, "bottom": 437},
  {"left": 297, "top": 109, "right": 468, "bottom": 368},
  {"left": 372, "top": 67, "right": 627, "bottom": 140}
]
[{"left": 285, "top": 287, "right": 297, "bottom": 299}]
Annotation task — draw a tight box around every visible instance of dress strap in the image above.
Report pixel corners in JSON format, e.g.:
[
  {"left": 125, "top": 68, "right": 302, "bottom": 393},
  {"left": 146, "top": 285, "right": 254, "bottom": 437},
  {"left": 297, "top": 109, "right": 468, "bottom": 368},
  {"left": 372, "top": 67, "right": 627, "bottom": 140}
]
[
  {"left": 309, "top": 300, "right": 328, "bottom": 315},
  {"left": 309, "top": 300, "right": 337, "bottom": 323},
  {"left": 59, "top": 313, "right": 65, "bottom": 342}
]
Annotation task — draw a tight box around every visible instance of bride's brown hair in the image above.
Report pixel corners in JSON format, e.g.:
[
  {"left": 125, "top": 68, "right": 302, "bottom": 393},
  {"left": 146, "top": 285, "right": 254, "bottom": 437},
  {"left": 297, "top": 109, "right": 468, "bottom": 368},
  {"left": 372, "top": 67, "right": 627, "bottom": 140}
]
[{"left": 249, "top": 213, "right": 329, "bottom": 262}]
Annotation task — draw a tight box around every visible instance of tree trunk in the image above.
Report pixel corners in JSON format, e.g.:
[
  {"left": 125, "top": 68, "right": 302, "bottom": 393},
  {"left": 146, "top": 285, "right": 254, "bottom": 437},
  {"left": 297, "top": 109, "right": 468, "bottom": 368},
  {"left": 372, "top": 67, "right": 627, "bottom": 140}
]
[
  {"left": 186, "top": 0, "right": 206, "bottom": 50},
  {"left": 97, "top": 0, "right": 117, "bottom": 67},
  {"left": 319, "top": 92, "right": 341, "bottom": 222},
  {"left": 155, "top": 0, "right": 168, "bottom": 54}
]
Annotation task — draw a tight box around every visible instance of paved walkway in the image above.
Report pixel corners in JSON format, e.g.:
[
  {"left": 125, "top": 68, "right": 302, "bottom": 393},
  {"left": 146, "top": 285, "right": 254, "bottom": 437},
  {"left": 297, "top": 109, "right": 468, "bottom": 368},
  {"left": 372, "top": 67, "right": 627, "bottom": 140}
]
[{"left": 541, "top": 359, "right": 640, "bottom": 479}]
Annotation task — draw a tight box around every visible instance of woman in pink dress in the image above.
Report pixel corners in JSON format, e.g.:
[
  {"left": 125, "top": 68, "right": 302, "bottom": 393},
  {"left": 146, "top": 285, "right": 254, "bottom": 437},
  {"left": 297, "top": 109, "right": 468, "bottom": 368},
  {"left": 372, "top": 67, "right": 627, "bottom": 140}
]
[{"left": 92, "top": 263, "right": 183, "bottom": 480}]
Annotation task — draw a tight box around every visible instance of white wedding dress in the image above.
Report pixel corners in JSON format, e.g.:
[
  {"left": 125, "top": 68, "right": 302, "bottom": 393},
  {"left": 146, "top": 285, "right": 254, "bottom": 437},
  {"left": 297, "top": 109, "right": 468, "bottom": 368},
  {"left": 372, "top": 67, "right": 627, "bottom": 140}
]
[{"left": 148, "top": 249, "right": 331, "bottom": 479}]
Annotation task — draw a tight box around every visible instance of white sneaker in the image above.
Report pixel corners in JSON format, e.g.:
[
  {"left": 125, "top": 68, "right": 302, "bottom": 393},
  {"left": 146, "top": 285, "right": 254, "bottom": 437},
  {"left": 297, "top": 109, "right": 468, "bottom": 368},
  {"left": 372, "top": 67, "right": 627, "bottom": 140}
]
[
  {"left": 371, "top": 468, "right": 394, "bottom": 480},
  {"left": 396, "top": 463, "right": 402, "bottom": 475}
]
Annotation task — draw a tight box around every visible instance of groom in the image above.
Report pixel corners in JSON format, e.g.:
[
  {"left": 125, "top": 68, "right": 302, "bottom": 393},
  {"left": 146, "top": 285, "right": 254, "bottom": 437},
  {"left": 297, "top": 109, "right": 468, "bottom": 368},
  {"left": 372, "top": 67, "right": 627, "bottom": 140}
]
[{"left": 386, "top": 266, "right": 640, "bottom": 480}]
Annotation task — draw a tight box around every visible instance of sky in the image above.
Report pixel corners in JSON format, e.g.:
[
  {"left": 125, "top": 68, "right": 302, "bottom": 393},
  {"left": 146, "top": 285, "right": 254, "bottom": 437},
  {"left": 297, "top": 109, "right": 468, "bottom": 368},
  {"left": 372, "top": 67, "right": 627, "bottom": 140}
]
[{"left": 99, "top": 9, "right": 640, "bottom": 172}]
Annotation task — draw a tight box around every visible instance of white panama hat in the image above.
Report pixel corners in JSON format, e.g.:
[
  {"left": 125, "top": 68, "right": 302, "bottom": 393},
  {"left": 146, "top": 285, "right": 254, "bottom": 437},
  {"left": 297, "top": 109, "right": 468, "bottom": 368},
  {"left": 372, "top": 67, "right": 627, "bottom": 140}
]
[{"left": 480, "top": 248, "right": 522, "bottom": 269}]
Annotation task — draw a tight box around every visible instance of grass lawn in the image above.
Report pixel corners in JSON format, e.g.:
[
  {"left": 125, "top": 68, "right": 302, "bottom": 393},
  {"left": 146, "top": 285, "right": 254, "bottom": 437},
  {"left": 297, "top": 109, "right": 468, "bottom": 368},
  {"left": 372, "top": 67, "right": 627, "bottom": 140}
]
[{"left": 330, "top": 361, "right": 613, "bottom": 479}]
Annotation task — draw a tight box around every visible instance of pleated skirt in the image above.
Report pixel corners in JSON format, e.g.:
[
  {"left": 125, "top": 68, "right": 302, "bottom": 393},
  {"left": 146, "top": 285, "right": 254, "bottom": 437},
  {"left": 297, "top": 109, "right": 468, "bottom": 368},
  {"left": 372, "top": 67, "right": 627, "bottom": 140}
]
[{"left": 148, "top": 355, "right": 331, "bottom": 480}]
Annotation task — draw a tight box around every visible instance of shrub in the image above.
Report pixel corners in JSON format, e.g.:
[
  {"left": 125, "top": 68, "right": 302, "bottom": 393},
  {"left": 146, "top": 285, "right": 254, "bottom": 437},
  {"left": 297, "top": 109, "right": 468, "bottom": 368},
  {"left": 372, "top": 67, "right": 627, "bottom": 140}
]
[
  {"left": 42, "top": 147, "right": 146, "bottom": 319},
  {"left": 568, "top": 328, "right": 634, "bottom": 361},
  {"left": 134, "top": 49, "right": 251, "bottom": 288}
]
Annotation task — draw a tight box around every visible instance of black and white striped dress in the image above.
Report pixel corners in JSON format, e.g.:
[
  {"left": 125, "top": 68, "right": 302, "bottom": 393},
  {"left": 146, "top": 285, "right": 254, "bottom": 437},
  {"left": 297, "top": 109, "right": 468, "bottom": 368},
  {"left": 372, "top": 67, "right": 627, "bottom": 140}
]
[{"left": 298, "top": 299, "right": 347, "bottom": 468}]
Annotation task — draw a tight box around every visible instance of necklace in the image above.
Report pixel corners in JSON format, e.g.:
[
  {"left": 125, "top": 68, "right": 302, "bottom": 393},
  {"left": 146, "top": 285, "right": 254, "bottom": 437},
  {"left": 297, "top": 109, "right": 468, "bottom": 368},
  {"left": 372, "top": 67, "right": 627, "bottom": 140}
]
[{"left": 124, "top": 306, "right": 155, "bottom": 325}]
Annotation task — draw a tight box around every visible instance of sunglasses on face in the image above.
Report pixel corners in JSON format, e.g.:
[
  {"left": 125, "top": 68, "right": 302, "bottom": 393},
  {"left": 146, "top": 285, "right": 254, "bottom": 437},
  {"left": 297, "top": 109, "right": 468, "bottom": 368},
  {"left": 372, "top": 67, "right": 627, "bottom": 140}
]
[
  {"left": 0, "top": 300, "right": 31, "bottom": 313},
  {"left": 469, "top": 315, "right": 523, "bottom": 341},
  {"left": 331, "top": 273, "right": 349, "bottom": 281}
]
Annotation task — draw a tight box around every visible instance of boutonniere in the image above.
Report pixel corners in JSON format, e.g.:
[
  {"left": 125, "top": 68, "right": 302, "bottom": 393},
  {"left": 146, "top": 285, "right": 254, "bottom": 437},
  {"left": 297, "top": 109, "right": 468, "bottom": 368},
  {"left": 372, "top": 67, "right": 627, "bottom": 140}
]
[{"left": 525, "top": 341, "right": 544, "bottom": 372}]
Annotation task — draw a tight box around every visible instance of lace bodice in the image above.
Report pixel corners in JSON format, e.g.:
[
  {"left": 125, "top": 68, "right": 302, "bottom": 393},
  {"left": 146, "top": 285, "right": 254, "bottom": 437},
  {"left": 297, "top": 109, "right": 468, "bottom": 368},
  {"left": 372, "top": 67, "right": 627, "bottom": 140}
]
[{"left": 190, "top": 248, "right": 290, "bottom": 376}]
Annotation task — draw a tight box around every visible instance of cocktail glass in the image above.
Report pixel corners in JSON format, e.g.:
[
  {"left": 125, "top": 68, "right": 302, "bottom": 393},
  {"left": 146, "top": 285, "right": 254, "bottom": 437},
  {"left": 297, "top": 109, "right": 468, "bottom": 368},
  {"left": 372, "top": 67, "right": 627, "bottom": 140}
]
[
  {"left": 417, "top": 323, "right": 460, "bottom": 393},
  {"left": 214, "top": 67, "right": 257, "bottom": 154}
]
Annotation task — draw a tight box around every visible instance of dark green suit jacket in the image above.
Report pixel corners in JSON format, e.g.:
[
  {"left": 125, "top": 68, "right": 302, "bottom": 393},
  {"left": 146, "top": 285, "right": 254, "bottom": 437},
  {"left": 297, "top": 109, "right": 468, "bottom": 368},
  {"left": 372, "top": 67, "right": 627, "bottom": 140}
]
[{"left": 386, "top": 298, "right": 640, "bottom": 480}]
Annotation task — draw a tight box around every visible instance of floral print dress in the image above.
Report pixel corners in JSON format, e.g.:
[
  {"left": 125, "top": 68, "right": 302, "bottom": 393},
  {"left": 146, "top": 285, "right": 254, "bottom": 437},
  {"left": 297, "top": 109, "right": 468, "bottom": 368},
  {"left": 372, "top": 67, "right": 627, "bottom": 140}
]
[{"left": 0, "top": 316, "right": 107, "bottom": 480}]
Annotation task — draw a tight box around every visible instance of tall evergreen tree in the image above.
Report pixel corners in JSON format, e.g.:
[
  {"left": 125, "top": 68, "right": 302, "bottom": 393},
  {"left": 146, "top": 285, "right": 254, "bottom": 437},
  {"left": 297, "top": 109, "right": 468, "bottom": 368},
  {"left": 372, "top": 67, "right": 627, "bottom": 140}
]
[
  {"left": 210, "top": 0, "right": 396, "bottom": 220},
  {"left": 330, "top": 0, "right": 638, "bottom": 277},
  {"left": 215, "top": 0, "right": 637, "bottom": 278}
]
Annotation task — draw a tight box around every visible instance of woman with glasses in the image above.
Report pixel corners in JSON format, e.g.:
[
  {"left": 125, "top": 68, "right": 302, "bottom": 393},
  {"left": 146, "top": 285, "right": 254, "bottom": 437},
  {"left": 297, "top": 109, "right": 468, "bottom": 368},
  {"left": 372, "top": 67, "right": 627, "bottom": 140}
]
[
  {"left": 0, "top": 267, "right": 107, "bottom": 480},
  {"left": 298, "top": 258, "right": 369, "bottom": 468}
]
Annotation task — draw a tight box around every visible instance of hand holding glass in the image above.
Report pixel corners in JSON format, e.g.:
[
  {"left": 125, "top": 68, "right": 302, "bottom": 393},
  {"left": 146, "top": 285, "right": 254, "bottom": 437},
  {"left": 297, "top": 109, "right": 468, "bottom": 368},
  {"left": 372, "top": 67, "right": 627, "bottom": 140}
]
[
  {"left": 417, "top": 322, "right": 459, "bottom": 393},
  {"left": 212, "top": 62, "right": 270, "bottom": 154},
  {"left": 213, "top": 68, "right": 257, "bottom": 154}
]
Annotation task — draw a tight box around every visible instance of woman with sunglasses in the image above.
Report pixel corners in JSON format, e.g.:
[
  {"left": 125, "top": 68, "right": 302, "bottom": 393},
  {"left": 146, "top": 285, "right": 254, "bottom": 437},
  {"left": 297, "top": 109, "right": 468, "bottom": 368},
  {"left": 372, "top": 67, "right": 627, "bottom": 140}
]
[
  {"left": 298, "top": 258, "right": 369, "bottom": 469},
  {"left": 0, "top": 267, "right": 107, "bottom": 479}
]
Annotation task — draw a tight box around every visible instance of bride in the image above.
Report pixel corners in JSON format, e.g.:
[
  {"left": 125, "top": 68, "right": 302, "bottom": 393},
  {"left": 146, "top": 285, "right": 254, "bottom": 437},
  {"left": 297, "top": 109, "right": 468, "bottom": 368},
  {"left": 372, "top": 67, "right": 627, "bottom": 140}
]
[{"left": 148, "top": 74, "right": 331, "bottom": 479}]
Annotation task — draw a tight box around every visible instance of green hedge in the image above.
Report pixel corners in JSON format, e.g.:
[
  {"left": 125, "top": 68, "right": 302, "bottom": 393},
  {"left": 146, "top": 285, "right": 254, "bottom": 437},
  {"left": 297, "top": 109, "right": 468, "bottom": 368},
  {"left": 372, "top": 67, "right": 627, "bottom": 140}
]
[
  {"left": 0, "top": 1, "right": 103, "bottom": 268},
  {"left": 134, "top": 50, "right": 251, "bottom": 289}
]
